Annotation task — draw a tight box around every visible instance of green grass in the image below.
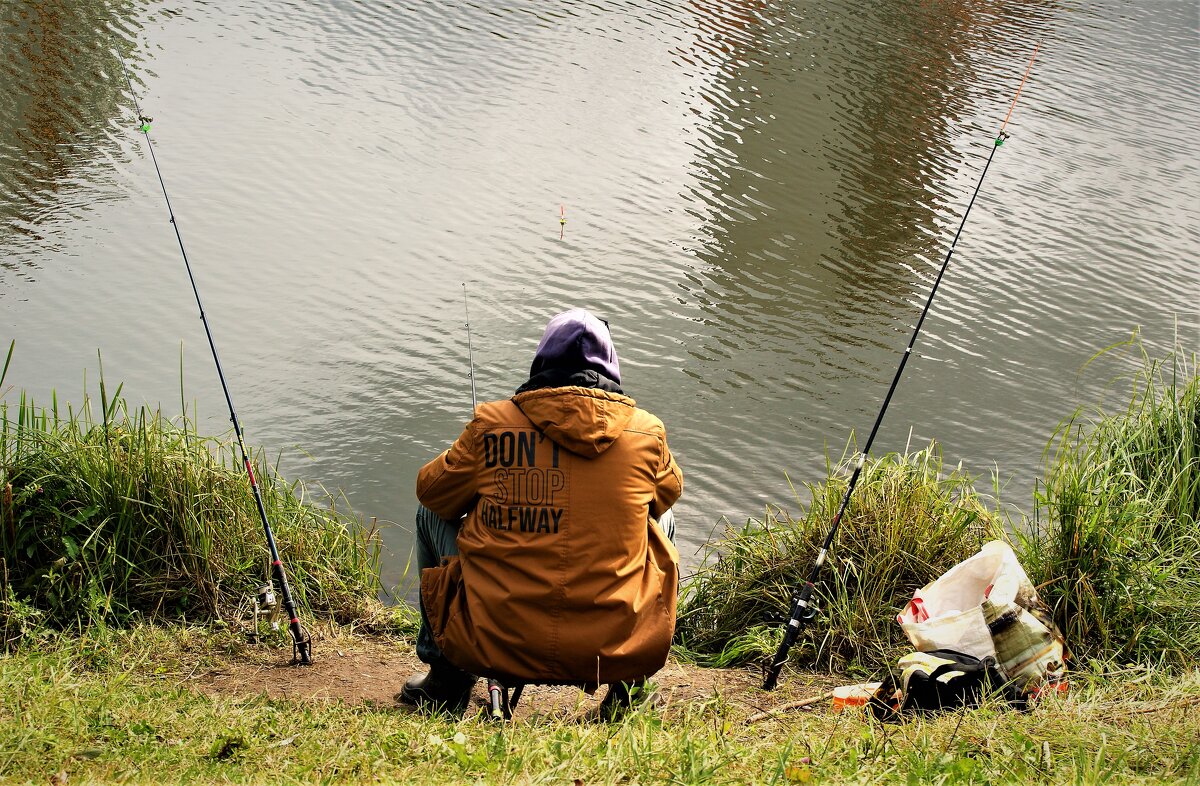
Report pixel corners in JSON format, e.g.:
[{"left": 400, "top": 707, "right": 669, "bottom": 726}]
[
  {"left": 1018, "top": 337, "right": 1200, "bottom": 664},
  {"left": 675, "top": 443, "right": 1001, "bottom": 672},
  {"left": 2, "top": 340, "right": 1198, "bottom": 783},
  {"left": 0, "top": 351, "right": 382, "bottom": 642},
  {"left": 1, "top": 626, "right": 1196, "bottom": 785},
  {"left": 677, "top": 339, "right": 1199, "bottom": 673}
]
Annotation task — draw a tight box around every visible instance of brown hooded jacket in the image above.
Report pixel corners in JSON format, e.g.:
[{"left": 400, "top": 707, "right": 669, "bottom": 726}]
[{"left": 417, "top": 385, "right": 682, "bottom": 684}]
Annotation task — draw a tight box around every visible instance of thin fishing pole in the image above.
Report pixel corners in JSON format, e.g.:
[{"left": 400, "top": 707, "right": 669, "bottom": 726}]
[
  {"left": 460, "top": 284, "right": 508, "bottom": 718},
  {"left": 763, "top": 43, "right": 1041, "bottom": 690},
  {"left": 463, "top": 283, "right": 478, "bottom": 414},
  {"left": 118, "top": 55, "right": 312, "bottom": 665}
]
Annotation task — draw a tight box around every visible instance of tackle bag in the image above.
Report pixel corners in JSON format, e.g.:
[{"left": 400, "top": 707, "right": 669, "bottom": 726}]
[
  {"left": 897, "top": 540, "right": 1065, "bottom": 693},
  {"left": 867, "top": 649, "right": 1027, "bottom": 721}
]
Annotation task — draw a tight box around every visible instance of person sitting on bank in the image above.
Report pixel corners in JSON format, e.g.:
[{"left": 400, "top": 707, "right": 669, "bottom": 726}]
[{"left": 400, "top": 308, "right": 683, "bottom": 715}]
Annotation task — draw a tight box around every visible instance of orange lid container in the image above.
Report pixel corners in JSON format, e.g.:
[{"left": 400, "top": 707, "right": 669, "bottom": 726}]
[{"left": 831, "top": 682, "right": 882, "bottom": 712}]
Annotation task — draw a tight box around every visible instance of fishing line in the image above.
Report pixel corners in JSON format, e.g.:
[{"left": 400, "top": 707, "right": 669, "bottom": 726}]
[
  {"left": 118, "top": 56, "right": 312, "bottom": 665},
  {"left": 463, "top": 283, "right": 478, "bottom": 414},
  {"left": 763, "top": 42, "right": 1041, "bottom": 690}
]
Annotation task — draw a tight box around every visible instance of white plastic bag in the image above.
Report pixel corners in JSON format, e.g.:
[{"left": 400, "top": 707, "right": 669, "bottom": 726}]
[
  {"left": 902, "top": 605, "right": 996, "bottom": 660},
  {"left": 897, "top": 541, "right": 1031, "bottom": 661}
]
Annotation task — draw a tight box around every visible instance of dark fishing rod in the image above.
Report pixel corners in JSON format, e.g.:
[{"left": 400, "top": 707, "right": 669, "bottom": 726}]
[
  {"left": 118, "top": 56, "right": 312, "bottom": 665},
  {"left": 463, "top": 283, "right": 478, "bottom": 414},
  {"left": 763, "top": 43, "right": 1041, "bottom": 690},
  {"left": 459, "top": 286, "right": 524, "bottom": 720},
  {"left": 461, "top": 284, "right": 511, "bottom": 719}
]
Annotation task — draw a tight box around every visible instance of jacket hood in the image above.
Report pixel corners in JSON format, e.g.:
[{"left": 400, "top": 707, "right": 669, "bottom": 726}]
[
  {"left": 529, "top": 309, "right": 621, "bottom": 384},
  {"left": 513, "top": 385, "right": 636, "bottom": 458}
]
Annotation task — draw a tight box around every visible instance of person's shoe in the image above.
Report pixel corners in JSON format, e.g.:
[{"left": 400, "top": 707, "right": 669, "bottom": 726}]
[
  {"left": 398, "top": 662, "right": 478, "bottom": 712},
  {"left": 599, "top": 679, "right": 658, "bottom": 721}
]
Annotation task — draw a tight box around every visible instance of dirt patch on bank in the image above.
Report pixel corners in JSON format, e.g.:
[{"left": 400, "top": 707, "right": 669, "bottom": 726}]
[{"left": 190, "top": 634, "right": 843, "bottom": 722}]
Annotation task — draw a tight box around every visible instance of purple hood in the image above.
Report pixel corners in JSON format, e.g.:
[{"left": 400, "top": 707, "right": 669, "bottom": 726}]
[{"left": 529, "top": 309, "right": 620, "bottom": 384}]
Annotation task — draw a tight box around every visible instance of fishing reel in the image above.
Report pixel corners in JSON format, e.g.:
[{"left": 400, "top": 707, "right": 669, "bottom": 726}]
[
  {"left": 763, "top": 594, "right": 819, "bottom": 627},
  {"left": 242, "top": 582, "right": 280, "bottom": 643},
  {"left": 238, "top": 581, "right": 313, "bottom": 664}
]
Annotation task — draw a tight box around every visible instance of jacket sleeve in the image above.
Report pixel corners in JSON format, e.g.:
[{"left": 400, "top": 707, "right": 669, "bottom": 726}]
[
  {"left": 650, "top": 432, "right": 683, "bottom": 520},
  {"left": 416, "top": 421, "right": 481, "bottom": 521}
]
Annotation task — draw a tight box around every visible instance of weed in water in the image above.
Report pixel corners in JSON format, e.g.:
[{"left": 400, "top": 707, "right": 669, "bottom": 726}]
[{"left": 1017, "top": 335, "right": 1199, "bottom": 664}]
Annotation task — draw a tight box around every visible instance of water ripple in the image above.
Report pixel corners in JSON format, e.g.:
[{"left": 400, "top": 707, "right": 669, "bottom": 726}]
[{"left": 1, "top": 0, "right": 1196, "bottom": 582}]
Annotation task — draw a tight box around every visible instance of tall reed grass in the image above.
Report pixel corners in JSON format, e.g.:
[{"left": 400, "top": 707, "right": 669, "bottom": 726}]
[
  {"left": 675, "top": 444, "right": 999, "bottom": 671},
  {"left": 1017, "top": 338, "right": 1199, "bottom": 664},
  {"left": 677, "top": 338, "right": 1199, "bottom": 672},
  {"left": 0, "top": 355, "right": 380, "bottom": 643}
]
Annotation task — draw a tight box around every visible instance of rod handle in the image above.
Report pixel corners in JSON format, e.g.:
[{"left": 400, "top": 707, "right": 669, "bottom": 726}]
[{"left": 762, "top": 582, "right": 818, "bottom": 690}]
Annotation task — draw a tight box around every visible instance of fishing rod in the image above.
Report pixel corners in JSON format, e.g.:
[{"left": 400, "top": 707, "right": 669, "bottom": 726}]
[
  {"left": 463, "top": 283, "right": 478, "bottom": 414},
  {"left": 460, "top": 284, "right": 511, "bottom": 719},
  {"left": 118, "top": 56, "right": 312, "bottom": 665},
  {"left": 763, "top": 43, "right": 1041, "bottom": 690}
]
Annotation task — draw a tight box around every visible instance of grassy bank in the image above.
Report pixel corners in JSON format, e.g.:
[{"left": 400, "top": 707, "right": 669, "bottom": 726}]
[
  {"left": 677, "top": 340, "right": 1200, "bottom": 672},
  {"left": 2, "top": 342, "right": 1198, "bottom": 784},
  {"left": 0, "top": 357, "right": 383, "bottom": 646},
  {"left": 1018, "top": 341, "right": 1199, "bottom": 663},
  {"left": 675, "top": 444, "right": 1000, "bottom": 672},
  {"left": 2, "top": 626, "right": 1197, "bottom": 785}
]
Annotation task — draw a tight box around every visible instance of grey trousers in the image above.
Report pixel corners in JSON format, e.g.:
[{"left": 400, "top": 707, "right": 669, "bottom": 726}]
[{"left": 414, "top": 503, "right": 677, "bottom": 665}]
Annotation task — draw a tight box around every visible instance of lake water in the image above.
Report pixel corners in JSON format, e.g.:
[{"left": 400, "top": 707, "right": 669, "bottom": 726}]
[{"left": 2, "top": 0, "right": 1197, "bottom": 594}]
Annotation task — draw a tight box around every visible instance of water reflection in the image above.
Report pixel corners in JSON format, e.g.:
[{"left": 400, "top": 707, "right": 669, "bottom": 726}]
[
  {"left": 652, "top": 1, "right": 1061, "bottom": 517},
  {"left": 679, "top": 1, "right": 1060, "bottom": 376},
  {"left": 0, "top": 0, "right": 1194, "bottom": 594},
  {"left": 0, "top": 1, "right": 143, "bottom": 270}
]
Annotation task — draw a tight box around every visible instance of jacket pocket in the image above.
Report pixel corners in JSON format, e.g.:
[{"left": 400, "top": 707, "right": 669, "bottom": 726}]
[
  {"left": 420, "top": 555, "right": 464, "bottom": 643},
  {"left": 647, "top": 520, "right": 680, "bottom": 622}
]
